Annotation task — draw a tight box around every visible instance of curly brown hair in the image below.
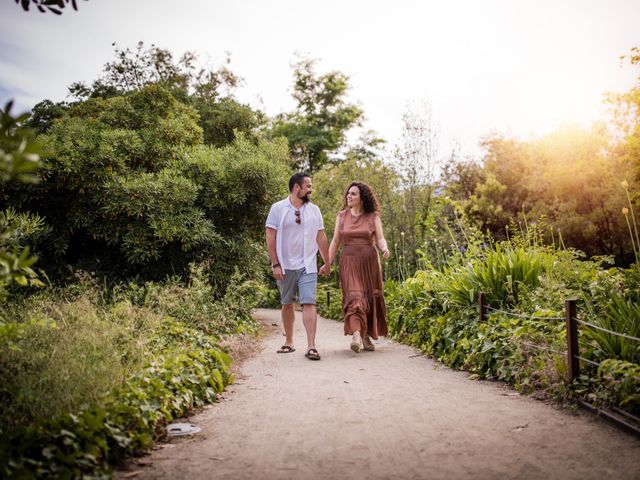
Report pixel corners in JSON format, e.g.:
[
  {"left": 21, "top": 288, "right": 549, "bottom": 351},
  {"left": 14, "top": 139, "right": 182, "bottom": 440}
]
[{"left": 342, "top": 182, "right": 380, "bottom": 214}]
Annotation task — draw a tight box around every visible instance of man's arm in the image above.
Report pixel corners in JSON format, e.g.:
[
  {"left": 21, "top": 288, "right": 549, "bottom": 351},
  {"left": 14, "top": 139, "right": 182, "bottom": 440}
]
[
  {"left": 317, "top": 229, "right": 330, "bottom": 276},
  {"left": 266, "top": 227, "right": 284, "bottom": 280}
]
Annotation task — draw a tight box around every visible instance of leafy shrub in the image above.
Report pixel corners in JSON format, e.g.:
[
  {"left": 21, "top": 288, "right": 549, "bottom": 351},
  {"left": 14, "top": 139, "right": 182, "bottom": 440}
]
[
  {"left": 583, "top": 294, "right": 640, "bottom": 364},
  {"left": 387, "top": 236, "right": 640, "bottom": 415},
  {"left": 441, "top": 243, "right": 555, "bottom": 308},
  {"left": 594, "top": 359, "right": 640, "bottom": 414},
  {"left": 0, "top": 320, "right": 231, "bottom": 478},
  {"left": 114, "top": 263, "right": 259, "bottom": 336},
  {"left": 0, "top": 265, "right": 251, "bottom": 477},
  {"left": 252, "top": 277, "right": 281, "bottom": 309},
  {"left": 4, "top": 86, "right": 290, "bottom": 287},
  {"left": 316, "top": 282, "right": 342, "bottom": 321}
]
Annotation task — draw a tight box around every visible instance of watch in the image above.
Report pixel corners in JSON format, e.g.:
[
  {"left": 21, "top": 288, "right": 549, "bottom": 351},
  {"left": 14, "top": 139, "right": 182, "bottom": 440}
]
[{"left": 271, "top": 263, "right": 280, "bottom": 269}]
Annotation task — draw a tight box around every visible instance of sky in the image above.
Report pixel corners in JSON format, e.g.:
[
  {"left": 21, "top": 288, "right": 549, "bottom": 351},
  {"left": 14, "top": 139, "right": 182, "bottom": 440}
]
[{"left": 1, "top": 0, "right": 639, "bottom": 161}]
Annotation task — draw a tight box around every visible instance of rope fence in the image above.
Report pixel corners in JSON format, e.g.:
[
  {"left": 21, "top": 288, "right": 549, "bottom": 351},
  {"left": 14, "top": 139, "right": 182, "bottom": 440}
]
[
  {"left": 477, "top": 293, "right": 640, "bottom": 383},
  {"left": 477, "top": 292, "right": 640, "bottom": 437},
  {"left": 576, "top": 319, "right": 640, "bottom": 343},
  {"left": 484, "top": 305, "right": 564, "bottom": 321}
]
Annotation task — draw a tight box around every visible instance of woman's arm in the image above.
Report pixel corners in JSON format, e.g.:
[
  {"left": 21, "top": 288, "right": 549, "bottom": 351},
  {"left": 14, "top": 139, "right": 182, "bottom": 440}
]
[
  {"left": 373, "top": 214, "right": 390, "bottom": 259},
  {"left": 328, "top": 214, "right": 343, "bottom": 265}
]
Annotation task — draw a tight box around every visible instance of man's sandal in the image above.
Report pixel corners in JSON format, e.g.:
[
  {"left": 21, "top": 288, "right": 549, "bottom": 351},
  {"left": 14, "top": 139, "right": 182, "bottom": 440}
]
[
  {"left": 277, "top": 345, "right": 295, "bottom": 353},
  {"left": 305, "top": 348, "right": 321, "bottom": 360}
]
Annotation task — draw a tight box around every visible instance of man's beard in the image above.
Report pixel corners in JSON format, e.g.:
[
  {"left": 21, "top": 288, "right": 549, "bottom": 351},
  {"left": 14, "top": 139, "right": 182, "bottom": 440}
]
[{"left": 299, "top": 192, "right": 311, "bottom": 203}]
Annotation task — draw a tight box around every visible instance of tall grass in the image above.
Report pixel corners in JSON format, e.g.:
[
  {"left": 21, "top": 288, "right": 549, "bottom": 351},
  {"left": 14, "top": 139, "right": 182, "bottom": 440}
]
[
  {"left": 442, "top": 244, "right": 554, "bottom": 308},
  {"left": 584, "top": 294, "right": 640, "bottom": 364},
  {"left": 0, "top": 265, "right": 258, "bottom": 434}
]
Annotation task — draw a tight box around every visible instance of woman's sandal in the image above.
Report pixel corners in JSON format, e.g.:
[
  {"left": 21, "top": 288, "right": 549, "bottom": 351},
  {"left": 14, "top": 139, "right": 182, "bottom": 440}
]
[
  {"left": 305, "top": 348, "right": 321, "bottom": 360},
  {"left": 362, "top": 336, "right": 375, "bottom": 351}
]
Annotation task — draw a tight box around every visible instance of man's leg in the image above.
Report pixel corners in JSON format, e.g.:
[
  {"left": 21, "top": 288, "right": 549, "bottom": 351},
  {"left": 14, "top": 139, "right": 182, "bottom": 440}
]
[
  {"left": 282, "top": 303, "right": 295, "bottom": 347},
  {"left": 301, "top": 303, "right": 317, "bottom": 350},
  {"left": 277, "top": 270, "right": 298, "bottom": 352},
  {"left": 298, "top": 270, "right": 319, "bottom": 356}
]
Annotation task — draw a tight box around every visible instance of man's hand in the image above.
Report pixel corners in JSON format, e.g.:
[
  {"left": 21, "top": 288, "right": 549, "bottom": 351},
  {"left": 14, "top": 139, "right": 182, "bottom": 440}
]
[
  {"left": 319, "top": 264, "right": 331, "bottom": 277},
  {"left": 272, "top": 265, "right": 285, "bottom": 280}
]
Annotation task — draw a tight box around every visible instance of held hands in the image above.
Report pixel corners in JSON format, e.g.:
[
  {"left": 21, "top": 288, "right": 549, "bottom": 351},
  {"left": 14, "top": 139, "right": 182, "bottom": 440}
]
[{"left": 319, "top": 264, "right": 331, "bottom": 277}]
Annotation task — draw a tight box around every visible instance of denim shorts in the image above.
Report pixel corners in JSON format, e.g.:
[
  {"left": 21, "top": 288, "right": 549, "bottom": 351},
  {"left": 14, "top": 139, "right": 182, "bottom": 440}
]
[{"left": 277, "top": 268, "right": 317, "bottom": 305}]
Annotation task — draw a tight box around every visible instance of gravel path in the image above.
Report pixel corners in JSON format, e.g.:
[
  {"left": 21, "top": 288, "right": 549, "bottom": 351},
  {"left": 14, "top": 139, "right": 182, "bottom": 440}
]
[{"left": 121, "top": 308, "right": 640, "bottom": 480}]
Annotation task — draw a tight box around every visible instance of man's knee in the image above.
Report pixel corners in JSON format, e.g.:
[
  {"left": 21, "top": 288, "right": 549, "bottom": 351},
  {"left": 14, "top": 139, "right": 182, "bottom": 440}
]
[{"left": 282, "top": 303, "right": 295, "bottom": 313}]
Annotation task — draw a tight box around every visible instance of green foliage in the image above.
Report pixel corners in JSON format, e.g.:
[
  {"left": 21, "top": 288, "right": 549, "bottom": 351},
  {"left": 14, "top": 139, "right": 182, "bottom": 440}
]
[
  {"left": 316, "top": 282, "right": 342, "bottom": 321},
  {"left": 446, "top": 125, "right": 636, "bottom": 263},
  {"left": 251, "top": 278, "right": 281, "bottom": 309},
  {"left": 387, "top": 232, "right": 640, "bottom": 415},
  {"left": 4, "top": 86, "right": 289, "bottom": 284},
  {"left": 1, "top": 334, "right": 231, "bottom": 478},
  {"left": 443, "top": 243, "right": 554, "bottom": 308},
  {"left": 196, "top": 96, "right": 264, "bottom": 147},
  {"left": 594, "top": 359, "right": 640, "bottom": 411},
  {"left": 0, "top": 266, "right": 250, "bottom": 477},
  {"left": 583, "top": 294, "right": 640, "bottom": 364},
  {"left": 606, "top": 47, "right": 640, "bottom": 183},
  {"left": 271, "top": 56, "right": 363, "bottom": 173},
  {"left": 0, "top": 102, "right": 44, "bottom": 297},
  {"left": 69, "top": 42, "right": 263, "bottom": 148},
  {"left": 0, "top": 102, "right": 42, "bottom": 184}
]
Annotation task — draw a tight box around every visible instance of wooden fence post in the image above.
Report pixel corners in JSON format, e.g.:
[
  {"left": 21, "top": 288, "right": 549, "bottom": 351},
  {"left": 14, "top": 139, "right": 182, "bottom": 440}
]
[
  {"left": 478, "top": 292, "right": 486, "bottom": 322},
  {"left": 565, "top": 299, "right": 579, "bottom": 382}
]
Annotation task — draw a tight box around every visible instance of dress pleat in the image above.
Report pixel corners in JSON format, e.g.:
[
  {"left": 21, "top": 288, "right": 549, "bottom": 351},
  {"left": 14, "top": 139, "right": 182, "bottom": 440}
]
[{"left": 339, "top": 211, "right": 388, "bottom": 339}]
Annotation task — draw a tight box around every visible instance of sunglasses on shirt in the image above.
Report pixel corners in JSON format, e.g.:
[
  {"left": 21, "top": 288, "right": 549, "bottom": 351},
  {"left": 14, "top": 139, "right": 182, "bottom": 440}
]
[{"left": 295, "top": 209, "right": 301, "bottom": 224}]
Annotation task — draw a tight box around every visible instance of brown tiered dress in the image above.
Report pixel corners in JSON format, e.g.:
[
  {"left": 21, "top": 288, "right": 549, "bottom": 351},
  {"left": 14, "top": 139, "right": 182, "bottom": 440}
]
[{"left": 338, "top": 210, "right": 388, "bottom": 339}]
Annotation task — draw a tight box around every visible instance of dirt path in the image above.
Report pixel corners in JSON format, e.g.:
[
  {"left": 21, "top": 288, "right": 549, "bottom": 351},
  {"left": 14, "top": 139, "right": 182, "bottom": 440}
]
[{"left": 121, "top": 308, "right": 640, "bottom": 480}]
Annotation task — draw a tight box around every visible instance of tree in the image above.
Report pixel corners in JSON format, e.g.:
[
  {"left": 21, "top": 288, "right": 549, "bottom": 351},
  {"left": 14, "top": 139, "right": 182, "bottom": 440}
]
[
  {"left": 3, "top": 86, "right": 290, "bottom": 285},
  {"left": 271, "top": 56, "right": 364, "bottom": 173},
  {"left": 0, "top": 102, "right": 43, "bottom": 297},
  {"left": 453, "top": 126, "right": 634, "bottom": 262},
  {"left": 391, "top": 101, "right": 441, "bottom": 270},
  {"left": 606, "top": 46, "right": 640, "bottom": 184},
  {"left": 441, "top": 153, "right": 485, "bottom": 201},
  {"left": 69, "top": 42, "right": 263, "bottom": 147}
]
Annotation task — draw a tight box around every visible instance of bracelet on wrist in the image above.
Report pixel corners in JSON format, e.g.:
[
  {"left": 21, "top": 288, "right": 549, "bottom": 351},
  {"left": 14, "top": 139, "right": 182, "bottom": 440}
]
[{"left": 271, "top": 263, "right": 280, "bottom": 269}]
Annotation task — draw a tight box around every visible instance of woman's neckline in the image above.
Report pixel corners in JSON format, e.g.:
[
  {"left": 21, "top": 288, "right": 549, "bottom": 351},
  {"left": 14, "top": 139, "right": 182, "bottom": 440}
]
[{"left": 350, "top": 208, "right": 365, "bottom": 218}]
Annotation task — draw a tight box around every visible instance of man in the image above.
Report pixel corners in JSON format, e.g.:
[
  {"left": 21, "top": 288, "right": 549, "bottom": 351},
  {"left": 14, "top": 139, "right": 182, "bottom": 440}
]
[{"left": 265, "top": 172, "right": 330, "bottom": 361}]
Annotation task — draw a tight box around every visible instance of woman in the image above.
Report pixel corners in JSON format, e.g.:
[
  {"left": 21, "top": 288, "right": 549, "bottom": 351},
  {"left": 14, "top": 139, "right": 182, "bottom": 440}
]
[{"left": 328, "top": 182, "right": 390, "bottom": 353}]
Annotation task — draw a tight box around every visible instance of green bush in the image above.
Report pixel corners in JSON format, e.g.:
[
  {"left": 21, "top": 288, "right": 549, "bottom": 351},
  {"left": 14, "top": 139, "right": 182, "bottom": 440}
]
[
  {"left": 387, "top": 237, "right": 640, "bottom": 415},
  {"left": 0, "top": 265, "right": 253, "bottom": 477},
  {"left": 0, "top": 323, "right": 231, "bottom": 478},
  {"left": 316, "top": 282, "right": 342, "bottom": 321},
  {"left": 4, "top": 86, "right": 290, "bottom": 286}
]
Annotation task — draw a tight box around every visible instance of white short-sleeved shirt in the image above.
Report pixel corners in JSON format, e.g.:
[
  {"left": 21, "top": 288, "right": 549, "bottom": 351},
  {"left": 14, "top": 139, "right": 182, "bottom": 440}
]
[{"left": 265, "top": 198, "right": 324, "bottom": 273}]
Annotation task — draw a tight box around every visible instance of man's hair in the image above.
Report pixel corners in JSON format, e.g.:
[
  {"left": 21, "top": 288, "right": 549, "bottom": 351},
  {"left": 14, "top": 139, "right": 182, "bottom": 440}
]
[{"left": 289, "top": 172, "right": 310, "bottom": 192}]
